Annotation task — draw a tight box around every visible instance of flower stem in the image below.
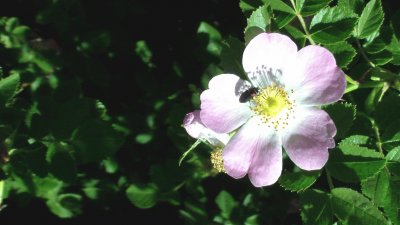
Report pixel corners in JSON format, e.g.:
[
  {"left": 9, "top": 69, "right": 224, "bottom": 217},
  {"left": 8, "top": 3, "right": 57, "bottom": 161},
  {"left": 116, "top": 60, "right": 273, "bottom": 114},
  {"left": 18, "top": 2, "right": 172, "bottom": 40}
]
[
  {"left": 357, "top": 112, "right": 384, "bottom": 154},
  {"left": 356, "top": 39, "right": 376, "bottom": 68},
  {"left": 289, "top": 0, "right": 316, "bottom": 45},
  {"left": 325, "top": 168, "right": 334, "bottom": 190}
]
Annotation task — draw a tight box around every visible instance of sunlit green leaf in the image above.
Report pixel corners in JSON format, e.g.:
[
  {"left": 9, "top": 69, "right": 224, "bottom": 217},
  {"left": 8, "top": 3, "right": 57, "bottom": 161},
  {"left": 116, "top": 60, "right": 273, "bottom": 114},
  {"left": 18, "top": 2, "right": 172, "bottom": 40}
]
[
  {"left": 279, "top": 170, "right": 321, "bottom": 192},
  {"left": 354, "top": 0, "right": 384, "bottom": 39},
  {"left": 296, "top": 0, "right": 332, "bottom": 16},
  {"left": 331, "top": 188, "right": 389, "bottom": 225},
  {"left": 0, "top": 73, "right": 20, "bottom": 106}
]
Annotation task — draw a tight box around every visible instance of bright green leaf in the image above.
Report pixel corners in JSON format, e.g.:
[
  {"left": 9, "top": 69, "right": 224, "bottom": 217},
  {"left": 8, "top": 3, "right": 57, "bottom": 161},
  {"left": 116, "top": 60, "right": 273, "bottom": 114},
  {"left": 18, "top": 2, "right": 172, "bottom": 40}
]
[
  {"left": 215, "top": 190, "right": 237, "bottom": 219},
  {"left": 0, "top": 73, "right": 20, "bottom": 106},
  {"left": 300, "top": 189, "right": 333, "bottom": 225},
  {"left": 354, "top": 0, "right": 384, "bottom": 39},
  {"left": 331, "top": 188, "right": 389, "bottom": 225},
  {"left": 47, "top": 193, "right": 82, "bottom": 218},
  {"left": 245, "top": 5, "right": 271, "bottom": 44},
  {"left": 310, "top": 6, "right": 358, "bottom": 44},
  {"left": 296, "top": 0, "right": 333, "bottom": 16},
  {"left": 279, "top": 170, "right": 321, "bottom": 192},
  {"left": 327, "top": 143, "right": 385, "bottom": 183},
  {"left": 338, "top": 0, "right": 365, "bottom": 14},
  {"left": 270, "top": 0, "right": 295, "bottom": 28},
  {"left": 126, "top": 183, "right": 158, "bottom": 209}
]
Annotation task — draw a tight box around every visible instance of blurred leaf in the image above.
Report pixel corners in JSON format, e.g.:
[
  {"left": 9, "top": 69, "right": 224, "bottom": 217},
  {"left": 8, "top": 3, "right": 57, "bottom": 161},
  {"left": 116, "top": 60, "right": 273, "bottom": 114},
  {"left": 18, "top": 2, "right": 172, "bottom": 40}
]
[
  {"left": 101, "top": 157, "right": 119, "bottom": 174},
  {"left": 0, "top": 73, "right": 20, "bottom": 106},
  {"left": 135, "top": 40, "right": 154, "bottom": 68},
  {"left": 310, "top": 6, "right": 358, "bottom": 44},
  {"left": 331, "top": 188, "right": 389, "bottom": 225},
  {"left": 279, "top": 170, "right": 321, "bottom": 192},
  {"left": 327, "top": 141, "right": 385, "bottom": 183},
  {"left": 72, "top": 119, "right": 124, "bottom": 163},
  {"left": 325, "top": 42, "right": 356, "bottom": 69},
  {"left": 219, "top": 37, "right": 247, "bottom": 79},
  {"left": 197, "top": 22, "right": 222, "bottom": 56},
  {"left": 244, "top": 215, "right": 259, "bottom": 225},
  {"left": 300, "top": 189, "right": 332, "bottom": 225},
  {"left": 47, "top": 193, "right": 82, "bottom": 218},
  {"left": 9, "top": 144, "right": 48, "bottom": 177},
  {"left": 52, "top": 98, "right": 95, "bottom": 140},
  {"left": 354, "top": 0, "right": 383, "bottom": 39},
  {"left": 323, "top": 102, "right": 356, "bottom": 138},
  {"left": 126, "top": 183, "right": 158, "bottom": 209},
  {"left": 215, "top": 190, "right": 237, "bottom": 219},
  {"left": 295, "top": 0, "right": 332, "bottom": 16},
  {"left": 47, "top": 143, "right": 77, "bottom": 183},
  {"left": 33, "top": 176, "right": 62, "bottom": 199},
  {"left": 135, "top": 133, "right": 153, "bottom": 144}
]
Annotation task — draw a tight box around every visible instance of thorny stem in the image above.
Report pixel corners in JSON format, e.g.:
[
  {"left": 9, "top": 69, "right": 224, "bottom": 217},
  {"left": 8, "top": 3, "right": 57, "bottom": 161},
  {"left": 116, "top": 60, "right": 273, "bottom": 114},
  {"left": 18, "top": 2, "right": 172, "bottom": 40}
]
[
  {"left": 356, "top": 39, "right": 376, "bottom": 68},
  {"left": 289, "top": 0, "right": 316, "bottom": 45}
]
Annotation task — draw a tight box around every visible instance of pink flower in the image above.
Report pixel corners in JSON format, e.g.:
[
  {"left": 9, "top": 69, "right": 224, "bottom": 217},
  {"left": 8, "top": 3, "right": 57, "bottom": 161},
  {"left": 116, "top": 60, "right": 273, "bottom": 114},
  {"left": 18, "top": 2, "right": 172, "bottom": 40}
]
[
  {"left": 199, "top": 33, "right": 345, "bottom": 187},
  {"left": 183, "top": 110, "right": 230, "bottom": 147}
]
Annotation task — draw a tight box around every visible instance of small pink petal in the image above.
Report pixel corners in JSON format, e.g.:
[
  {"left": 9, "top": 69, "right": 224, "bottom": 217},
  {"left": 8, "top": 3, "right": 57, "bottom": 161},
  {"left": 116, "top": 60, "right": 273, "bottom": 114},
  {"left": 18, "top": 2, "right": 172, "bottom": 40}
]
[
  {"left": 248, "top": 125, "right": 282, "bottom": 187},
  {"left": 200, "top": 74, "right": 253, "bottom": 133},
  {"left": 183, "top": 110, "right": 230, "bottom": 146},
  {"left": 282, "top": 107, "right": 336, "bottom": 170},
  {"left": 284, "top": 45, "right": 346, "bottom": 106},
  {"left": 242, "top": 33, "right": 297, "bottom": 86}
]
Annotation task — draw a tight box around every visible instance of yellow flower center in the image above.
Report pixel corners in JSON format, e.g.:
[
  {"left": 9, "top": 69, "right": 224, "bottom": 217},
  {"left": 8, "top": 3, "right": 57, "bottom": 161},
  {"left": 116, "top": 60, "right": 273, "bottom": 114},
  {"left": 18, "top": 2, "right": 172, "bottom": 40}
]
[
  {"left": 210, "top": 148, "right": 224, "bottom": 173},
  {"left": 251, "top": 84, "right": 294, "bottom": 130}
]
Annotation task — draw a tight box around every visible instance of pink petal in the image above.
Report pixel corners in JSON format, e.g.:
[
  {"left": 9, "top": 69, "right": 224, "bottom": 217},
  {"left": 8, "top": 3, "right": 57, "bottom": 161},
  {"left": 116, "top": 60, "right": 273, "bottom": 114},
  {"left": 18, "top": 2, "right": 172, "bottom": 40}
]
[
  {"left": 282, "top": 107, "right": 336, "bottom": 170},
  {"left": 183, "top": 110, "right": 230, "bottom": 146},
  {"left": 242, "top": 33, "right": 298, "bottom": 86},
  {"left": 284, "top": 45, "right": 346, "bottom": 106},
  {"left": 200, "top": 74, "right": 253, "bottom": 133},
  {"left": 248, "top": 126, "right": 282, "bottom": 187},
  {"left": 223, "top": 117, "right": 282, "bottom": 187}
]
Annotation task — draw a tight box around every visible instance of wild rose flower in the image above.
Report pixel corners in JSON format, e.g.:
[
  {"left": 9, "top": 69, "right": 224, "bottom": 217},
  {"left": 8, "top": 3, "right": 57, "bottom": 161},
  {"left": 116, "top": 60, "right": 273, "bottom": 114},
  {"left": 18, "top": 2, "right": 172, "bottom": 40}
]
[
  {"left": 199, "top": 33, "right": 345, "bottom": 187},
  {"left": 183, "top": 110, "right": 230, "bottom": 172}
]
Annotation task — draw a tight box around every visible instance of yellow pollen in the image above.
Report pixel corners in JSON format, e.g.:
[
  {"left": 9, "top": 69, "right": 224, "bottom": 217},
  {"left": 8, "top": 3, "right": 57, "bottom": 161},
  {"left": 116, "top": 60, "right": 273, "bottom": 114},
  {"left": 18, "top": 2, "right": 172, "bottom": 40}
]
[
  {"left": 251, "top": 84, "right": 294, "bottom": 130},
  {"left": 210, "top": 148, "right": 225, "bottom": 173}
]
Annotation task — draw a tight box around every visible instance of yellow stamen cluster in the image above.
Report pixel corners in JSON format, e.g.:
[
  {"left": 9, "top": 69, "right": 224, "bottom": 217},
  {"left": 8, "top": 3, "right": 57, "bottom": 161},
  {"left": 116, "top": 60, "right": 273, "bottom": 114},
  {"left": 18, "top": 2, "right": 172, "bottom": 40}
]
[
  {"left": 210, "top": 148, "right": 225, "bottom": 173},
  {"left": 251, "top": 84, "right": 294, "bottom": 130}
]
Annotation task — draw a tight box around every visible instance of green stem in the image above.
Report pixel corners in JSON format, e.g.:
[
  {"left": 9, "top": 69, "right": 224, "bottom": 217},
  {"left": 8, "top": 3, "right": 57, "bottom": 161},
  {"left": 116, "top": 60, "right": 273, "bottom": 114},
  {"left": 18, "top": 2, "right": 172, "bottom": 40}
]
[
  {"left": 325, "top": 168, "right": 334, "bottom": 190},
  {"left": 357, "top": 112, "right": 383, "bottom": 154},
  {"left": 356, "top": 39, "right": 376, "bottom": 68},
  {"left": 289, "top": 0, "right": 316, "bottom": 45}
]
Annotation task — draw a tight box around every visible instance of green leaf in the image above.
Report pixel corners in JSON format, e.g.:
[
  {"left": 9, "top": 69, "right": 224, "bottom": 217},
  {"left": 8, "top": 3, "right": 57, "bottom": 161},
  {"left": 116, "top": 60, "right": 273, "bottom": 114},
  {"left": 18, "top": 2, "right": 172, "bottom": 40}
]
[
  {"left": 239, "top": 0, "right": 266, "bottom": 14},
  {"left": 270, "top": 0, "right": 295, "bottom": 28},
  {"left": 245, "top": 5, "right": 271, "bottom": 44},
  {"left": 126, "top": 183, "right": 158, "bottom": 209},
  {"left": 197, "top": 22, "right": 222, "bottom": 56},
  {"left": 279, "top": 170, "right": 321, "bottom": 192},
  {"left": 52, "top": 98, "right": 95, "bottom": 140},
  {"left": 361, "top": 170, "right": 390, "bottom": 206},
  {"left": 9, "top": 144, "right": 48, "bottom": 177},
  {"left": 339, "top": 135, "right": 371, "bottom": 146},
  {"left": 215, "top": 190, "right": 237, "bottom": 218},
  {"left": 72, "top": 119, "right": 124, "bottom": 163},
  {"left": 369, "top": 50, "right": 393, "bottom": 65},
  {"left": 219, "top": 37, "right": 247, "bottom": 79},
  {"left": 374, "top": 91, "right": 400, "bottom": 130},
  {"left": 0, "top": 73, "right": 20, "bottom": 106},
  {"left": 179, "top": 139, "right": 202, "bottom": 166},
  {"left": 386, "top": 147, "right": 400, "bottom": 176},
  {"left": 325, "top": 42, "right": 357, "bottom": 69},
  {"left": 323, "top": 103, "right": 356, "bottom": 138},
  {"left": 135, "top": 133, "right": 153, "bottom": 144},
  {"left": 300, "top": 189, "right": 333, "bottom": 225},
  {"left": 283, "top": 25, "right": 306, "bottom": 47},
  {"left": 354, "top": 0, "right": 384, "bottom": 39},
  {"left": 310, "top": 6, "right": 358, "bottom": 44},
  {"left": 331, "top": 188, "right": 389, "bottom": 225},
  {"left": 47, "top": 193, "right": 82, "bottom": 218},
  {"left": 47, "top": 143, "right": 77, "bottom": 183},
  {"left": 338, "top": 0, "right": 365, "bottom": 14},
  {"left": 327, "top": 143, "right": 385, "bottom": 183},
  {"left": 296, "top": 0, "right": 333, "bottom": 16}
]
